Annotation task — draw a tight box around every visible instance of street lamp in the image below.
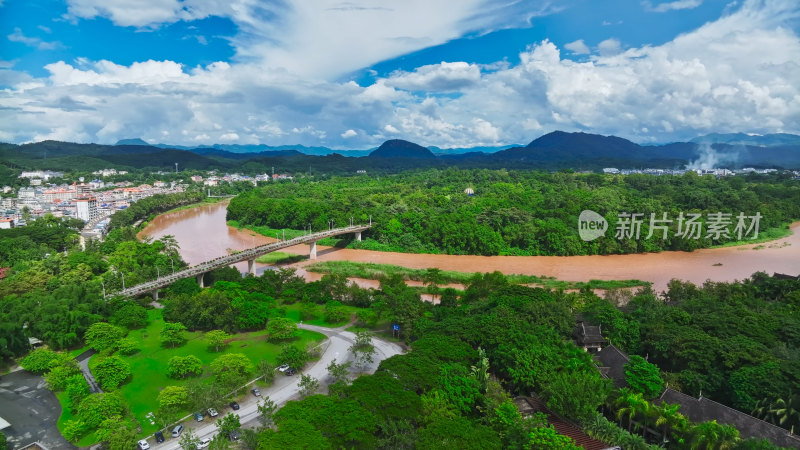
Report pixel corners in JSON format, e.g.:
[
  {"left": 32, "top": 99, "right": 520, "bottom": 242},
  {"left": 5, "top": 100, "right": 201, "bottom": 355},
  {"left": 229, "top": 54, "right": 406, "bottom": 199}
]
[
  {"left": 156, "top": 267, "right": 160, "bottom": 280},
  {"left": 169, "top": 257, "right": 175, "bottom": 274},
  {"left": 120, "top": 272, "right": 125, "bottom": 290}
]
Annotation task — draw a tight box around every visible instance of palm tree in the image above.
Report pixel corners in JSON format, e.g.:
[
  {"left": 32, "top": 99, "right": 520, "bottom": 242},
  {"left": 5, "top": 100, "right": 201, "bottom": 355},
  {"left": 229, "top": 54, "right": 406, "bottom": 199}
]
[
  {"left": 655, "top": 402, "right": 688, "bottom": 443},
  {"left": 689, "top": 420, "right": 739, "bottom": 450},
  {"left": 615, "top": 389, "right": 647, "bottom": 433},
  {"left": 770, "top": 391, "right": 800, "bottom": 434}
]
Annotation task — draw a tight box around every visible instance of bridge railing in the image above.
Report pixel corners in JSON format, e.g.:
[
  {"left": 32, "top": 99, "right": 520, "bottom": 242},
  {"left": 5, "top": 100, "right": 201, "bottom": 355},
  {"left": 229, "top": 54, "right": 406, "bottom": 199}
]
[{"left": 113, "top": 225, "right": 371, "bottom": 297}]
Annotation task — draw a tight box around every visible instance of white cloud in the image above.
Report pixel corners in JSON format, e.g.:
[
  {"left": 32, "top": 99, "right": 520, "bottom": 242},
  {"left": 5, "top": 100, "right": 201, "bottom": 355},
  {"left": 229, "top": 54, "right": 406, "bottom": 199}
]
[
  {"left": 564, "top": 39, "right": 590, "bottom": 54},
  {"left": 385, "top": 62, "right": 481, "bottom": 91},
  {"left": 597, "top": 38, "right": 622, "bottom": 55},
  {"left": 0, "top": 0, "right": 798, "bottom": 148},
  {"left": 7, "top": 28, "right": 61, "bottom": 50},
  {"left": 644, "top": 0, "right": 703, "bottom": 13},
  {"left": 62, "top": 0, "right": 558, "bottom": 79}
]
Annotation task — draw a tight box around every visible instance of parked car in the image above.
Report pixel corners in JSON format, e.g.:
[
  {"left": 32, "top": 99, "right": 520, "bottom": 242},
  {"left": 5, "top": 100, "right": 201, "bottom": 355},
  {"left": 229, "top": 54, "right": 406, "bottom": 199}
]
[
  {"left": 171, "top": 424, "right": 184, "bottom": 438},
  {"left": 137, "top": 439, "right": 150, "bottom": 450},
  {"left": 154, "top": 431, "right": 165, "bottom": 443},
  {"left": 228, "top": 430, "right": 241, "bottom": 442},
  {"left": 197, "top": 437, "right": 212, "bottom": 449},
  {"left": 277, "top": 364, "right": 290, "bottom": 372},
  {"left": 285, "top": 367, "right": 297, "bottom": 376},
  {"left": 251, "top": 387, "right": 261, "bottom": 397},
  {"left": 193, "top": 412, "right": 204, "bottom": 422},
  {"left": 208, "top": 407, "right": 219, "bottom": 417},
  {"left": 230, "top": 401, "right": 240, "bottom": 410}
]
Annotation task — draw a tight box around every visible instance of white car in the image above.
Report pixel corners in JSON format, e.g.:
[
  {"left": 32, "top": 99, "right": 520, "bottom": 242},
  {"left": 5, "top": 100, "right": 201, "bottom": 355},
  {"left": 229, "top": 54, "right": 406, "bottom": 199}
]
[
  {"left": 277, "top": 364, "right": 290, "bottom": 372},
  {"left": 197, "top": 437, "right": 212, "bottom": 449},
  {"left": 137, "top": 439, "right": 150, "bottom": 450},
  {"left": 207, "top": 407, "right": 219, "bottom": 417}
]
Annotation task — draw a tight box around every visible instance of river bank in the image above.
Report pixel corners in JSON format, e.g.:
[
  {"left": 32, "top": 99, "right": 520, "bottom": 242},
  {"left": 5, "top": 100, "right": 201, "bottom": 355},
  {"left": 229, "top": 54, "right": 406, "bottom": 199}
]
[{"left": 140, "top": 201, "right": 800, "bottom": 294}]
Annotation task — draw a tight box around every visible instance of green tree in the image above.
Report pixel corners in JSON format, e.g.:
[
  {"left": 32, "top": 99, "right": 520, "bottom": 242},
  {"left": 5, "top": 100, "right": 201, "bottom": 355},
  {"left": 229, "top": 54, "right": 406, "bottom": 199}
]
[
  {"left": 160, "top": 322, "right": 187, "bottom": 348},
  {"left": 216, "top": 412, "right": 241, "bottom": 439},
  {"left": 324, "top": 300, "right": 348, "bottom": 323},
  {"left": 542, "top": 370, "right": 610, "bottom": 422},
  {"left": 115, "top": 337, "right": 139, "bottom": 355},
  {"left": 78, "top": 392, "right": 125, "bottom": 428},
  {"left": 350, "top": 330, "right": 376, "bottom": 370},
  {"left": 266, "top": 318, "right": 299, "bottom": 342},
  {"left": 65, "top": 375, "right": 90, "bottom": 410},
  {"left": 20, "top": 348, "right": 67, "bottom": 374},
  {"left": 110, "top": 303, "right": 149, "bottom": 329},
  {"left": 525, "top": 425, "right": 581, "bottom": 449},
  {"left": 158, "top": 385, "right": 190, "bottom": 413},
  {"left": 256, "top": 359, "right": 276, "bottom": 385},
  {"left": 83, "top": 322, "right": 127, "bottom": 352},
  {"left": 257, "top": 396, "right": 278, "bottom": 429},
  {"left": 258, "top": 419, "right": 331, "bottom": 449},
  {"left": 179, "top": 428, "right": 202, "bottom": 450},
  {"left": 326, "top": 359, "right": 351, "bottom": 385},
  {"left": 94, "top": 356, "right": 131, "bottom": 390},
  {"left": 299, "top": 374, "right": 320, "bottom": 397},
  {"left": 689, "top": 420, "right": 740, "bottom": 450},
  {"left": 277, "top": 345, "right": 310, "bottom": 370},
  {"left": 210, "top": 353, "right": 254, "bottom": 390},
  {"left": 625, "top": 355, "right": 665, "bottom": 399},
  {"left": 62, "top": 419, "right": 87, "bottom": 442},
  {"left": 44, "top": 359, "right": 80, "bottom": 391},
  {"left": 205, "top": 329, "right": 231, "bottom": 352},
  {"left": 167, "top": 355, "right": 204, "bottom": 379}
]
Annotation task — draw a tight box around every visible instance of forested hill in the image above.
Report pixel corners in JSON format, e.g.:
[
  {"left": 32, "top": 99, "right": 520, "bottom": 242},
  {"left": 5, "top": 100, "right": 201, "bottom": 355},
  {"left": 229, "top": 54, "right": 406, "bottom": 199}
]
[{"left": 2, "top": 131, "right": 800, "bottom": 177}]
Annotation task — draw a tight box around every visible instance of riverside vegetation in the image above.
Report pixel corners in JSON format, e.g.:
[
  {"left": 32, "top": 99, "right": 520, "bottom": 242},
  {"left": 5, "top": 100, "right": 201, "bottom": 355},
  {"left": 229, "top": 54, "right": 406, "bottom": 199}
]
[{"left": 227, "top": 169, "right": 800, "bottom": 256}]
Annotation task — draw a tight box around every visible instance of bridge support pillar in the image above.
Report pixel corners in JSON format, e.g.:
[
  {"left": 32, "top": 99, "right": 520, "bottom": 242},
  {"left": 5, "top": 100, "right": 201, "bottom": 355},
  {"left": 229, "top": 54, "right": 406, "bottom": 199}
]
[
  {"left": 309, "top": 241, "right": 317, "bottom": 260},
  {"left": 355, "top": 231, "right": 362, "bottom": 241},
  {"left": 79, "top": 234, "right": 86, "bottom": 251},
  {"left": 152, "top": 289, "right": 159, "bottom": 301},
  {"left": 247, "top": 259, "right": 256, "bottom": 275},
  {"left": 196, "top": 273, "right": 205, "bottom": 288}
]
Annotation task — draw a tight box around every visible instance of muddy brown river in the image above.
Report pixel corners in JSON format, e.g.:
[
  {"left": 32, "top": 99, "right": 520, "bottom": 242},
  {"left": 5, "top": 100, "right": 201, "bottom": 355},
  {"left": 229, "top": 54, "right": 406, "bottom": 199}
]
[{"left": 140, "top": 201, "right": 800, "bottom": 293}]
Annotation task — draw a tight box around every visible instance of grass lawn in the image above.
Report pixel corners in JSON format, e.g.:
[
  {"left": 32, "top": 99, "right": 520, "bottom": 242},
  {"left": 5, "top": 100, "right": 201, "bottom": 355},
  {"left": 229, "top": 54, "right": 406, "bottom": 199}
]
[
  {"left": 305, "top": 260, "right": 649, "bottom": 290},
  {"left": 282, "top": 302, "right": 363, "bottom": 328},
  {"left": 56, "top": 392, "right": 99, "bottom": 446},
  {"left": 75, "top": 309, "right": 324, "bottom": 441}
]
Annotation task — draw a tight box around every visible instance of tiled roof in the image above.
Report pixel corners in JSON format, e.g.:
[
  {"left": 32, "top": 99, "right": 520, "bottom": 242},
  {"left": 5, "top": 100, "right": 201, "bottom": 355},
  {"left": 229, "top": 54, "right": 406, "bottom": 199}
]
[
  {"left": 659, "top": 389, "right": 800, "bottom": 448},
  {"left": 514, "top": 396, "right": 616, "bottom": 450},
  {"left": 594, "top": 345, "right": 630, "bottom": 389}
]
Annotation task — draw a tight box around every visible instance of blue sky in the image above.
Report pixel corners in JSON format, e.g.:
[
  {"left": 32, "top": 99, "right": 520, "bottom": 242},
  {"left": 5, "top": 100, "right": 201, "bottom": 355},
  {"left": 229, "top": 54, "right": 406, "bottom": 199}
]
[{"left": 1, "top": 0, "right": 799, "bottom": 148}]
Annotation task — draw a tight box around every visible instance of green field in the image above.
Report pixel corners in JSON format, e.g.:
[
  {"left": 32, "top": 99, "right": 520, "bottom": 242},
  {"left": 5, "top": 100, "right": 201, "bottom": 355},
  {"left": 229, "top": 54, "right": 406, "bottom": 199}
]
[
  {"left": 305, "top": 260, "right": 649, "bottom": 290},
  {"left": 73, "top": 309, "right": 325, "bottom": 440}
]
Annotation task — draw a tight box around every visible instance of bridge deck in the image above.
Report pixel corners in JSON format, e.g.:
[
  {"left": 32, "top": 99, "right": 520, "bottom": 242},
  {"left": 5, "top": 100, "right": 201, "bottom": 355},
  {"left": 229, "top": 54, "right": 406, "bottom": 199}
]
[{"left": 114, "top": 225, "right": 370, "bottom": 298}]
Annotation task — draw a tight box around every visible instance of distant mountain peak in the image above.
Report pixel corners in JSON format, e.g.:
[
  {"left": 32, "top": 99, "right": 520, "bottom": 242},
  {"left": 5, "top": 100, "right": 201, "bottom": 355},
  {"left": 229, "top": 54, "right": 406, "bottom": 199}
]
[
  {"left": 115, "top": 138, "right": 149, "bottom": 146},
  {"left": 369, "top": 139, "right": 436, "bottom": 159}
]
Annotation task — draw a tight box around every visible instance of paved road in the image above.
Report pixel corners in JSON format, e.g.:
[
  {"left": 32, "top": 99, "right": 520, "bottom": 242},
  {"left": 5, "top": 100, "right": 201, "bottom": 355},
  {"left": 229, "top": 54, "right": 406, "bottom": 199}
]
[
  {"left": 0, "top": 369, "right": 76, "bottom": 450},
  {"left": 150, "top": 323, "right": 403, "bottom": 449}
]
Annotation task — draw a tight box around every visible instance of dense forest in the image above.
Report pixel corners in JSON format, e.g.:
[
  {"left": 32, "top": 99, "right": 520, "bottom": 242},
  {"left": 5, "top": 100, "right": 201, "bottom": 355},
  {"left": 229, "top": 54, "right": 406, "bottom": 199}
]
[
  {"left": 1, "top": 201, "right": 797, "bottom": 448},
  {"left": 227, "top": 169, "right": 800, "bottom": 256}
]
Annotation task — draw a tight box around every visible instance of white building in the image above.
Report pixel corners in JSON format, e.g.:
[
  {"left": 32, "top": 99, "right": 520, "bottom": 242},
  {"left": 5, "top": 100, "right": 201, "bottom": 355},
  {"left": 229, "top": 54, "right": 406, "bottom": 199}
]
[
  {"left": 75, "top": 196, "right": 98, "bottom": 222},
  {"left": 0, "top": 218, "right": 13, "bottom": 229}
]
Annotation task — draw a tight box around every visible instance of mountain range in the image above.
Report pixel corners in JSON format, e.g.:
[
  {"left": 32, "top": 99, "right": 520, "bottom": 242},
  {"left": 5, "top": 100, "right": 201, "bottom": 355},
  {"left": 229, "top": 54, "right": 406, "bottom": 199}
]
[{"left": 1, "top": 132, "right": 798, "bottom": 179}]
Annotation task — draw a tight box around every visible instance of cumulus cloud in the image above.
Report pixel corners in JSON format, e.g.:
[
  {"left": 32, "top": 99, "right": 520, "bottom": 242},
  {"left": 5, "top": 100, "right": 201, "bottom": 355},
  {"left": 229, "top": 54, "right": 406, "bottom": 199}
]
[
  {"left": 564, "top": 39, "right": 590, "bottom": 54},
  {"left": 644, "top": 0, "right": 703, "bottom": 13},
  {"left": 7, "top": 28, "right": 62, "bottom": 50},
  {"left": 0, "top": 0, "right": 798, "bottom": 148},
  {"left": 596, "top": 38, "right": 622, "bottom": 55},
  {"left": 386, "top": 62, "right": 482, "bottom": 91}
]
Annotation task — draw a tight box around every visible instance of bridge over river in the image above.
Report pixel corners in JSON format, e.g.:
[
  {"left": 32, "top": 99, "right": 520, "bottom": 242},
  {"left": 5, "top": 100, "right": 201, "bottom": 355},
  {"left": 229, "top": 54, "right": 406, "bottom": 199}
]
[{"left": 114, "top": 224, "right": 370, "bottom": 299}]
